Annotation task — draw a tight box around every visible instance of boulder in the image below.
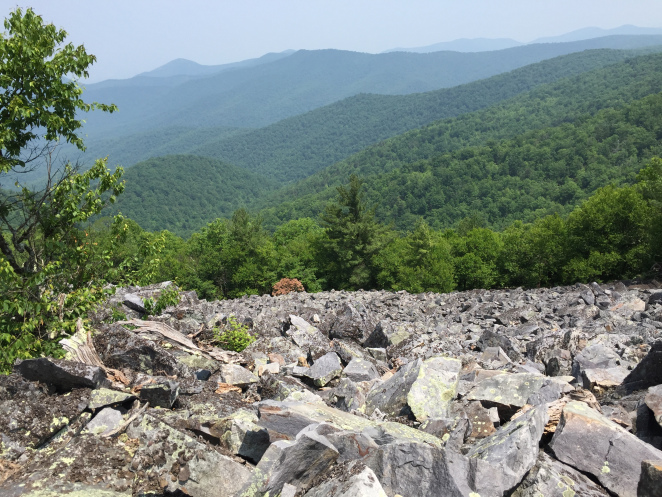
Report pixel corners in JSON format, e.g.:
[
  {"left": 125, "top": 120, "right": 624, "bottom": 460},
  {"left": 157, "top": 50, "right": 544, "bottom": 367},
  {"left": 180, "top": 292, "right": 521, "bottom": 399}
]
[
  {"left": 212, "top": 409, "right": 270, "bottom": 463},
  {"left": 329, "top": 303, "right": 376, "bottom": 343},
  {"left": 122, "top": 292, "right": 146, "bottom": 313},
  {"left": 13, "top": 357, "right": 105, "bottom": 391},
  {"left": 511, "top": 451, "right": 609, "bottom": 497},
  {"left": 467, "top": 405, "right": 549, "bottom": 497},
  {"left": 365, "top": 359, "right": 422, "bottom": 417},
  {"left": 88, "top": 388, "right": 136, "bottom": 410},
  {"left": 466, "top": 373, "right": 550, "bottom": 419},
  {"left": 138, "top": 379, "right": 179, "bottom": 408},
  {"left": 219, "top": 364, "right": 258, "bottom": 388},
  {"left": 548, "top": 401, "right": 662, "bottom": 497},
  {"left": 638, "top": 460, "right": 662, "bottom": 497},
  {"left": 83, "top": 406, "right": 125, "bottom": 435},
  {"left": 306, "top": 352, "right": 343, "bottom": 387},
  {"left": 126, "top": 413, "right": 251, "bottom": 496},
  {"left": 304, "top": 461, "right": 388, "bottom": 497},
  {"left": 406, "top": 356, "right": 462, "bottom": 422},
  {"left": 238, "top": 424, "right": 340, "bottom": 497},
  {"left": 623, "top": 340, "right": 662, "bottom": 392},
  {"left": 645, "top": 384, "right": 662, "bottom": 428},
  {"left": 364, "top": 320, "right": 412, "bottom": 349},
  {"left": 286, "top": 315, "right": 329, "bottom": 359},
  {"left": 571, "top": 343, "right": 621, "bottom": 382},
  {"left": 343, "top": 358, "right": 380, "bottom": 382},
  {"left": 362, "top": 442, "right": 472, "bottom": 497}
]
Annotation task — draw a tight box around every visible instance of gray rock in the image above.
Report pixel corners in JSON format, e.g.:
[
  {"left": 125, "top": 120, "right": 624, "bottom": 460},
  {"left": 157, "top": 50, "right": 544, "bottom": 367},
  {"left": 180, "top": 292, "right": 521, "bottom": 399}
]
[
  {"left": 326, "top": 430, "right": 380, "bottom": 462},
  {"left": 238, "top": 425, "right": 340, "bottom": 497},
  {"left": 581, "top": 366, "right": 629, "bottom": 391},
  {"left": 127, "top": 413, "right": 251, "bottom": 496},
  {"left": 286, "top": 315, "right": 329, "bottom": 359},
  {"left": 139, "top": 379, "right": 179, "bottom": 408},
  {"left": 364, "top": 320, "right": 412, "bottom": 349},
  {"left": 83, "top": 406, "right": 125, "bottom": 435},
  {"left": 219, "top": 364, "right": 258, "bottom": 388},
  {"left": 88, "top": 388, "right": 136, "bottom": 410},
  {"left": 94, "top": 323, "right": 189, "bottom": 377},
  {"left": 571, "top": 343, "right": 621, "bottom": 382},
  {"left": 466, "top": 373, "right": 549, "bottom": 419},
  {"left": 343, "top": 358, "right": 380, "bottom": 383},
  {"left": 623, "top": 340, "right": 662, "bottom": 392},
  {"left": 122, "top": 293, "right": 146, "bottom": 313},
  {"left": 511, "top": 451, "right": 609, "bottom": 497},
  {"left": 307, "top": 352, "right": 343, "bottom": 387},
  {"left": 476, "top": 330, "right": 521, "bottom": 361},
  {"left": 333, "top": 378, "right": 368, "bottom": 412},
  {"left": 365, "top": 359, "right": 422, "bottom": 417},
  {"left": 213, "top": 409, "right": 270, "bottom": 463},
  {"left": 638, "top": 460, "right": 662, "bottom": 497},
  {"left": 304, "top": 461, "right": 387, "bottom": 497},
  {"left": 407, "top": 356, "right": 462, "bottom": 422},
  {"left": 548, "top": 400, "right": 662, "bottom": 497},
  {"left": 362, "top": 442, "right": 472, "bottom": 497},
  {"left": 646, "top": 384, "right": 662, "bottom": 428},
  {"left": 14, "top": 357, "right": 105, "bottom": 392},
  {"left": 467, "top": 405, "right": 548, "bottom": 497},
  {"left": 367, "top": 347, "right": 387, "bottom": 363},
  {"left": 329, "top": 303, "right": 376, "bottom": 343}
]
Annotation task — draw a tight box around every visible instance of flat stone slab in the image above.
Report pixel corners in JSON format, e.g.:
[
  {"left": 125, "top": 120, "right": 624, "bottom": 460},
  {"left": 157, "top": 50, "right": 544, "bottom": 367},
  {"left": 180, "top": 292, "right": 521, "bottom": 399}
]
[
  {"left": 465, "top": 373, "right": 549, "bottom": 418},
  {"left": 548, "top": 401, "right": 662, "bottom": 497},
  {"left": 14, "top": 357, "right": 105, "bottom": 391},
  {"left": 88, "top": 388, "right": 136, "bottom": 410},
  {"left": 623, "top": 340, "right": 662, "bottom": 392},
  {"left": 257, "top": 400, "right": 443, "bottom": 447},
  {"left": 83, "top": 406, "right": 125, "bottom": 435}
]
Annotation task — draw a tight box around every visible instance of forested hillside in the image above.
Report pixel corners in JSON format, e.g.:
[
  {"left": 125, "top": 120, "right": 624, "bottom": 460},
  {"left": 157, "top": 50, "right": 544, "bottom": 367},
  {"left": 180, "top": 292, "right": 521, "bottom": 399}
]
[
  {"left": 66, "top": 48, "right": 653, "bottom": 183},
  {"left": 105, "top": 155, "right": 274, "bottom": 237},
  {"left": 93, "top": 52, "right": 662, "bottom": 235},
  {"left": 256, "top": 52, "right": 662, "bottom": 228}
]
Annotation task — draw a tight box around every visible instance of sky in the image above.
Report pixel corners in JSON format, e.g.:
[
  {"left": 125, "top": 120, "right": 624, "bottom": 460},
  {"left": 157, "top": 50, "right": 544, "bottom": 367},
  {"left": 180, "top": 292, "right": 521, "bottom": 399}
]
[{"left": 5, "top": 0, "right": 662, "bottom": 82}]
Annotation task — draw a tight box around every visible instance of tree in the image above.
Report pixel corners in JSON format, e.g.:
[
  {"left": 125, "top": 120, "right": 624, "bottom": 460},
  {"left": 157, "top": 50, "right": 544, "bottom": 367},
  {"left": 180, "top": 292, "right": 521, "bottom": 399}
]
[
  {"left": 0, "top": 8, "right": 123, "bottom": 372},
  {"left": 319, "top": 175, "right": 391, "bottom": 290}
]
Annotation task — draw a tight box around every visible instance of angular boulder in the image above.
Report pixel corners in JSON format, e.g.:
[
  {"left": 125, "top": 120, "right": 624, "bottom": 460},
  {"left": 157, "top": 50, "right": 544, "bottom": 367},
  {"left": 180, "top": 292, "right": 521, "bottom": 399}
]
[
  {"left": 548, "top": 401, "right": 662, "bottom": 497},
  {"left": 467, "top": 405, "right": 549, "bottom": 497},
  {"left": 219, "top": 364, "right": 258, "bottom": 388},
  {"left": 304, "top": 461, "right": 388, "bottom": 497},
  {"left": 14, "top": 357, "right": 105, "bottom": 391},
  {"left": 342, "top": 357, "right": 380, "bottom": 383},
  {"left": 406, "top": 356, "right": 462, "bottom": 422},
  {"left": 306, "top": 352, "right": 343, "bottom": 387}
]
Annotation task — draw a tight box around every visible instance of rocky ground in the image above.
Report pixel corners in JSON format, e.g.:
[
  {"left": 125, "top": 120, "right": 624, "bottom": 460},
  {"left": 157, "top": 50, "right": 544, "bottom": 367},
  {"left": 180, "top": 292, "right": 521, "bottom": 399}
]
[{"left": 2, "top": 280, "right": 662, "bottom": 496}]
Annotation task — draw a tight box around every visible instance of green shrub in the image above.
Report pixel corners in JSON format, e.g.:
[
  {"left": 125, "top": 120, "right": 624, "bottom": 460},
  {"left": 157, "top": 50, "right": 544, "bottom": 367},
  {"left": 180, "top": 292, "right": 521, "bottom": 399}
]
[
  {"left": 143, "top": 285, "right": 181, "bottom": 317},
  {"left": 213, "top": 315, "right": 255, "bottom": 352}
]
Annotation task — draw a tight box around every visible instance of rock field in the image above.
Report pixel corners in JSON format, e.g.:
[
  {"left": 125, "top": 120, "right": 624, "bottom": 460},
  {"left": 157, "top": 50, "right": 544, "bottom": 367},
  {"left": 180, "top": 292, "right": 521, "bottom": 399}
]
[{"left": 3, "top": 280, "right": 662, "bottom": 496}]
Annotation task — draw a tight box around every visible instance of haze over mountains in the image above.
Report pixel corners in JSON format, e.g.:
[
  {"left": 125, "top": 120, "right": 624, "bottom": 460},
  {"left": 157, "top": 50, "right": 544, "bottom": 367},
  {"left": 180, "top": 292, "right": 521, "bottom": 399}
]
[
  {"left": 384, "top": 24, "right": 662, "bottom": 53},
  {"left": 30, "top": 25, "right": 662, "bottom": 237}
]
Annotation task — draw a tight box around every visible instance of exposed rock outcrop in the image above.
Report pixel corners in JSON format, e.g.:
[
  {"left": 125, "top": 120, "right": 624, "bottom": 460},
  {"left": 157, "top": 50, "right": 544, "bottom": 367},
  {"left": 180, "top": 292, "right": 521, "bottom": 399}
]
[{"left": 2, "top": 279, "right": 662, "bottom": 496}]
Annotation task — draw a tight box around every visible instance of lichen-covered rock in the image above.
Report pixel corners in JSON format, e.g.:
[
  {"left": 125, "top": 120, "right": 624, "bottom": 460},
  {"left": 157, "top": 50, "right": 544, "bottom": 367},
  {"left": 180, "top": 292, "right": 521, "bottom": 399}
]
[
  {"left": 549, "top": 401, "right": 662, "bottom": 497},
  {"left": 511, "top": 451, "right": 609, "bottom": 497},
  {"left": 126, "top": 413, "right": 251, "bottom": 496},
  {"left": 407, "top": 356, "right": 461, "bottom": 422},
  {"left": 645, "top": 384, "right": 662, "bottom": 428},
  {"left": 88, "top": 388, "right": 136, "bottom": 410},
  {"left": 466, "top": 373, "right": 553, "bottom": 419}
]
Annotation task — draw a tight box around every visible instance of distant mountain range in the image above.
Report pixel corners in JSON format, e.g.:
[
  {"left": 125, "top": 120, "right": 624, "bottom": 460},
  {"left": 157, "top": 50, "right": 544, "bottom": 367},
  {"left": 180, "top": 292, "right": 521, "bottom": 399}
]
[{"left": 384, "top": 25, "right": 662, "bottom": 53}]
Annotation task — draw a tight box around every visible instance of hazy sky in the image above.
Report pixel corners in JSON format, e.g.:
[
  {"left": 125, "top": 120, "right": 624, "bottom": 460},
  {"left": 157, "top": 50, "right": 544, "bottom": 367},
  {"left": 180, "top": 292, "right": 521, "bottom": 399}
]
[{"left": 6, "top": 0, "right": 662, "bottom": 82}]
